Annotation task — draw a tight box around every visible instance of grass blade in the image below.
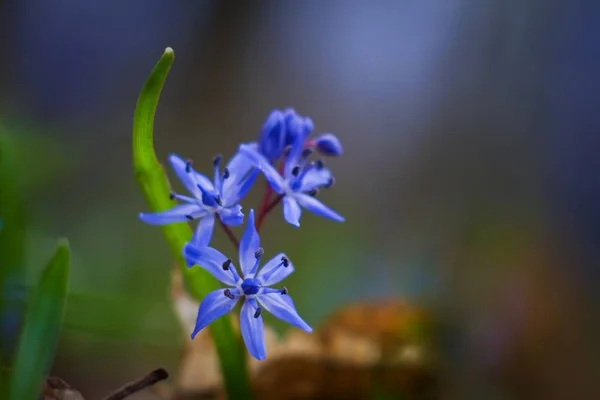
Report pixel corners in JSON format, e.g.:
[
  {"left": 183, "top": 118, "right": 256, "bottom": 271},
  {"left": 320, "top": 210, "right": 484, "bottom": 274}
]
[
  {"left": 133, "top": 48, "right": 252, "bottom": 399},
  {"left": 7, "top": 239, "right": 70, "bottom": 400}
]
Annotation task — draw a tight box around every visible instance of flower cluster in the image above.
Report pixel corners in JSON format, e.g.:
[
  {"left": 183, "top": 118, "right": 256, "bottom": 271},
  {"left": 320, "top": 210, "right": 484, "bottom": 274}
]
[{"left": 139, "top": 108, "right": 344, "bottom": 360}]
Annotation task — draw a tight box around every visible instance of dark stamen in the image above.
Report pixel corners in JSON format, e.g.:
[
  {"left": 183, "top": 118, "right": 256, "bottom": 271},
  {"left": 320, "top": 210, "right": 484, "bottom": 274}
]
[
  {"left": 255, "top": 247, "right": 264, "bottom": 259},
  {"left": 222, "top": 167, "right": 230, "bottom": 179},
  {"left": 253, "top": 307, "right": 262, "bottom": 318},
  {"left": 224, "top": 289, "right": 235, "bottom": 299},
  {"left": 213, "top": 154, "right": 222, "bottom": 166},
  {"left": 281, "top": 287, "right": 288, "bottom": 295},
  {"left": 281, "top": 256, "right": 289, "bottom": 267},
  {"left": 185, "top": 215, "right": 194, "bottom": 221},
  {"left": 169, "top": 193, "right": 175, "bottom": 200},
  {"left": 215, "top": 195, "right": 223, "bottom": 206},
  {"left": 222, "top": 259, "right": 232, "bottom": 270},
  {"left": 291, "top": 166, "right": 300, "bottom": 176},
  {"left": 185, "top": 160, "right": 193, "bottom": 173},
  {"left": 316, "top": 160, "right": 325, "bottom": 170},
  {"left": 302, "top": 148, "right": 313, "bottom": 158},
  {"left": 308, "top": 188, "right": 319, "bottom": 197}
]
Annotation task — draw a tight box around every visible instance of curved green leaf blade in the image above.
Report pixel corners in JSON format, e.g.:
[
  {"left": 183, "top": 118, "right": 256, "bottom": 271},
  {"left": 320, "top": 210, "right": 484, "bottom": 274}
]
[
  {"left": 0, "top": 131, "right": 28, "bottom": 362},
  {"left": 133, "top": 48, "right": 252, "bottom": 399},
  {"left": 7, "top": 239, "right": 70, "bottom": 400}
]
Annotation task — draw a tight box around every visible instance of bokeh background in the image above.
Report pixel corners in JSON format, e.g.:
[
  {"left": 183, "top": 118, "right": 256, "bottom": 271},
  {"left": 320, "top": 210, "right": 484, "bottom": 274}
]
[{"left": 1, "top": 0, "right": 599, "bottom": 399}]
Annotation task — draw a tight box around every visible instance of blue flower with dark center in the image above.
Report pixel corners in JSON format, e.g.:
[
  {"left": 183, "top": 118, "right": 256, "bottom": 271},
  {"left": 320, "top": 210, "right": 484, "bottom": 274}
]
[
  {"left": 183, "top": 210, "right": 311, "bottom": 360},
  {"left": 238, "top": 134, "right": 344, "bottom": 227},
  {"left": 139, "top": 153, "right": 258, "bottom": 247}
]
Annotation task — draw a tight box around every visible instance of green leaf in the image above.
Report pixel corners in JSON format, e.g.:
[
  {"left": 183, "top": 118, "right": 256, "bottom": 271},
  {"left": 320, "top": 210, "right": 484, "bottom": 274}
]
[
  {"left": 133, "top": 48, "right": 252, "bottom": 399},
  {"left": 7, "top": 239, "right": 70, "bottom": 400},
  {"left": 0, "top": 130, "right": 27, "bottom": 362}
]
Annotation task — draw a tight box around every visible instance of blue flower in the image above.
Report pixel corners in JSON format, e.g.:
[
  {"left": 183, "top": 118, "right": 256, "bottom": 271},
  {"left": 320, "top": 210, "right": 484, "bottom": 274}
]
[
  {"left": 139, "top": 153, "right": 258, "bottom": 247},
  {"left": 238, "top": 134, "right": 344, "bottom": 227},
  {"left": 258, "top": 108, "right": 343, "bottom": 160},
  {"left": 183, "top": 210, "right": 312, "bottom": 360}
]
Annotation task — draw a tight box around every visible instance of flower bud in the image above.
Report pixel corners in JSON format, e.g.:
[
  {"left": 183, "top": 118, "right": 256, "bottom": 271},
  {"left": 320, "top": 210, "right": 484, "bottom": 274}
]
[
  {"left": 258, "top": 110, "right": 285, "bottom": 161},
  {"left": 284, "top": 109, "right": 314, "bottom": 146},
  {"left": 314, "top": 133, "right": 343, "bottom": 156}
]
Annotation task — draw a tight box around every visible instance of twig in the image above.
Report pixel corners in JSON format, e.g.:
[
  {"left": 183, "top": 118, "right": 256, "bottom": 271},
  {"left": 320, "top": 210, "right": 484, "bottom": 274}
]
[
  {"left": 101, "top": 368, "right": 169, "bottom": 400},
  {"left": 218, "top": 217, "right": 240, "bottom": 249}
]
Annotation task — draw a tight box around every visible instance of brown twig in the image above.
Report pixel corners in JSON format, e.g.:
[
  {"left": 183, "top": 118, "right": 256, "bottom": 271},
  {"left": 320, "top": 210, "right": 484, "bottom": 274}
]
[
  {"left": 101, "top": 368, "right": 169, "bottom": 400},
  {"left": 218, "top": 217, "right": 240, "bottom": 249}
]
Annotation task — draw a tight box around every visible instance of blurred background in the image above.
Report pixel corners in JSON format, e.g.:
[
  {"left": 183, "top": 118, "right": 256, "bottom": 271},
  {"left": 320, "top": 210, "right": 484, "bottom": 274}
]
[{"left": 1, "top": 0, "right": 600, "bottom": 399}]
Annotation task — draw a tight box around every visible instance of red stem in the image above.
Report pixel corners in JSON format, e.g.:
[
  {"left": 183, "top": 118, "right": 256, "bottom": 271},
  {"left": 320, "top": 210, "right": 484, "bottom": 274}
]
[
  {"left": 218, "top": 217, "right": 240, "bottom": 249},
  {"left": 256, "top": 162, "right": 286, "bottom": 232},
  {"left": 261, "top": 195, "right": 283, "bottom": 220},
  {"left": 256, "top": 182, "right": 274, "bottom": 232}
]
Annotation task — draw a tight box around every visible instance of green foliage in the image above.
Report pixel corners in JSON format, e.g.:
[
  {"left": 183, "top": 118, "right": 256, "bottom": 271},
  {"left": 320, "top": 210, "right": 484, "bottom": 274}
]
[
  {"left": 7, "top": 240, "right": 71, "bottom": 400},
  {"left": 132, "top": 48, "right": 252, "bottom": 399},
  {"left": 0, "top": 131, "right": 27, "bottom": 365}
]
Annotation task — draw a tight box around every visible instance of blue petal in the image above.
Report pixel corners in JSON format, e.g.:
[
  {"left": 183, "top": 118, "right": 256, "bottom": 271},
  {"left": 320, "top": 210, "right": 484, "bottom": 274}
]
[
  {"left": 168, "top": 154, "right": 214, "bottom": 197},
  {"left": 258, "top": 110, "right": 286, "bottom": 161},
  {"left": 222, "top": 149, "right": 258, "bottom": 205},
  {"left": 238, "top": 144, "right": 286, "bottom": 194},
  {"left": 257, "top": 292, "right": 312, "bottom": 332},
  {"left": 183, "top": 243, "right": 238, "bottom": 286},
  {"left": 314, "top": 133, "right": 343, "bottom": 156},
  {"left": 234, "top": 169, "right": 259, "bottom": 204},
  {"left": 139, "top": 204, "right": 203, "bottom": 225},
  {"left": 284, "top": 110, "right": 313, "bottom": 147},
  {"left": 257, "top": 253, "right": 295, "bottom": 286},
  {"left": 192, "top": 289, "right": 239, "bottom": 338},
  {"left": 283, "top": 197, "right": 302, "bottom": 227},
  {"left": 240, "top": 298, "right": 266, "bottom": 360},
  {"left": 168, "top": 154, "right": 198, "bottom": 195},
  {"left": 191, "top": 213, "right": 215, "bottom": 247},
  {"left": 299, "top": 167, "right": 333, "bottom": 192},
  {"left": 295, "top": 193, "right": 344, "bottom": 222},
  {"left": 239, "top": 209, "right": 260, "bottom": 276},
  {"left": 219, "top": 204, "right": 244, "bottom": 226},
  {"left": 284, "top": 132, "right": 306, "bottom": 179}
]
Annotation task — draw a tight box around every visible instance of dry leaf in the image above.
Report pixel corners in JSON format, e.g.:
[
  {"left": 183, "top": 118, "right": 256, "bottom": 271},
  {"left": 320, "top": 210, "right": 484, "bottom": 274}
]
[{"left": 43, "top": 376, "right": 85, "bottom": 400}]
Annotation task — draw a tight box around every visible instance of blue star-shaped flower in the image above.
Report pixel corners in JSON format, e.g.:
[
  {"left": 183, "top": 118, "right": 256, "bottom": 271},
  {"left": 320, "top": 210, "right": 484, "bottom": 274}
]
[
  {"left": 238, "top": 134, "right": 344, "bottom": 227},
  {"left": 139, "top": 153, "right": 257, "bottom": 247},
  {"left": 183, "top": 209, "right": 311, "bottom": 360}
]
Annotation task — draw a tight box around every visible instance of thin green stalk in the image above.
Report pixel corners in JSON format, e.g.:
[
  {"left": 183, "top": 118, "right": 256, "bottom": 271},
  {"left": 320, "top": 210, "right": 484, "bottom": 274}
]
[{"left": 132, "top": 47, "right": 252, "bottom": 399}]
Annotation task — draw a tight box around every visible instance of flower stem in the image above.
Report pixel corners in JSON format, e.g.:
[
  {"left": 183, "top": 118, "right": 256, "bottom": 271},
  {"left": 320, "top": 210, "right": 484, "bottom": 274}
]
[
  {"left": 133, "top": 48, "right": 252, "bottom": 400},
  {"left": 256, "top": 181, "right": 274, "bottom": 232},
  {"left": 218, "top": 217, "right": 240, "bottom": 249},
  {"left": 263, "top": 195, "right": 283, "bottom": 217}
]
